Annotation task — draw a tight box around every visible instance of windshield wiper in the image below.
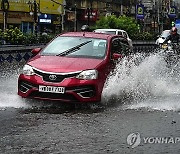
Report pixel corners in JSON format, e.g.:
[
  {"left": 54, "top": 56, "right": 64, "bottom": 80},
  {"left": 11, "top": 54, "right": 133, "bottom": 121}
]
[{"left": 57, "top": 40, "right": 92, "bottom": 56}]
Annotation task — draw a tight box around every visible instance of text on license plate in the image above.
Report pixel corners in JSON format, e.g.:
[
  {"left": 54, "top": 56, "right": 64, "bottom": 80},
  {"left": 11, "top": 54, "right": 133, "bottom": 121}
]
[{"left": 39, "top": 85, "right": 65, "bottom": 94}]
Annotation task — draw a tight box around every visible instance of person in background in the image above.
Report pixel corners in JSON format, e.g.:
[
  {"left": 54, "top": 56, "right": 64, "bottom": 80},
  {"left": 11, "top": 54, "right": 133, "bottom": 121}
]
[
  {"left": 42, "top": 28, "right": 48, "bottom": 36},
  {"left": 163, "top": 27, "right": 179, "bottom": 44},
  {"left": 81, "top": 25, "right": 91, "bottom": 32}
]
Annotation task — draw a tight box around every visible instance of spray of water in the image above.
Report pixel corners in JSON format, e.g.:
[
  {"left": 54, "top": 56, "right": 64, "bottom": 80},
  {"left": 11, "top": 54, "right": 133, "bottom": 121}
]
[
  {"left": 1, "top": 54, "right": 180, "bottom": 111},
  {"left": 102, "top": 52, "right": 180, "bottom": 111},
  {"left": 0, "top": 63, "right": 30, "bottom": 109}
]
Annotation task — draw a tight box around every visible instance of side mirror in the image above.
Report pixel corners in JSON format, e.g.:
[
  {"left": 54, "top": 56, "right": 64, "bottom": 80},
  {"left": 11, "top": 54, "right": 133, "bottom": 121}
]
[
  {"left": 31, "top": 48, "right": 41, "bottom": 56},
  {"left": 112, "top": 53, "right": 123, "bottom": 60}
]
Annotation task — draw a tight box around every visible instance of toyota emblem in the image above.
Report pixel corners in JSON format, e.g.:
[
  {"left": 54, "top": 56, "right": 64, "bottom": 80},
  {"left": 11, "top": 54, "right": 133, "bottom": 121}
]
[{"left": 49, "top": 75, "right": 57, "bottom": 80}]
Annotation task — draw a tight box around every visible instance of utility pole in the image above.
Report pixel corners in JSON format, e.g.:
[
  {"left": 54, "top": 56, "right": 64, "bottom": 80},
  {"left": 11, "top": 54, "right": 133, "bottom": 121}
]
[
  {"left": 152, "top": 0, "right": 157, "bottom": 34},
  {"left": 87, "top": 7, "right": 90, "bottom": 26},
  {"left": 160, "top": 0, "right": 163, "bottom": 32},
  {"left": 1, "top": 0, "right": 9, "bottom": 31},
  {"left": 87, "top": 0, "right": 93, "bottom": 26},
  {"left": 61, "top": 0, "right": 66, "bottom": 32},
  {"left": 51, "top": 0, "right": 66, "bottom": 32},
  {"left": 28, "top": 0, "right": 41, "bottom": 35},
  {"left": 61, "top": 7, "right": 65, "bottom": 32},
  {"left": 74, "top": 3, "right": 77, "bottom": 32},
  {"left": 157, "top": 0, "right": 161, "bottom": 33},
  {"left": 33, "top": 0, "right": 38, "bottom": 36},
  {"left": 120, "top": 0, "right": 123, "bottom": 15}
]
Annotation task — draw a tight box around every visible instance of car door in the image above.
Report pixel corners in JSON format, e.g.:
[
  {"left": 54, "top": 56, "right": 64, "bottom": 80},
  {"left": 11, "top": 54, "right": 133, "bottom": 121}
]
[
  {"left": 106, "top": 37, "right": 125, "bottom": 74},
  {"left": 111, "top": 37, "right": 131, "bottom": 56}
]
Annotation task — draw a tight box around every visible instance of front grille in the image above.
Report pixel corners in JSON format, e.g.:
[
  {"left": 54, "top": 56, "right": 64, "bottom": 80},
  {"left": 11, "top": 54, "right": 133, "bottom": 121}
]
[
  {"left": 29, "top": 91, "right": 78, "bottom": 102},
  {"left": 33, "top": 69, "right": 80, "bottom": 83}
]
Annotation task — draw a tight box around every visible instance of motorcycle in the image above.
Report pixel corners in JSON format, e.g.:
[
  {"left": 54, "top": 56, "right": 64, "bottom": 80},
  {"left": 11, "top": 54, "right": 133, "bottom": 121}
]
[{"left": 159, "top": 42, "right": 179, "bottom": 68}]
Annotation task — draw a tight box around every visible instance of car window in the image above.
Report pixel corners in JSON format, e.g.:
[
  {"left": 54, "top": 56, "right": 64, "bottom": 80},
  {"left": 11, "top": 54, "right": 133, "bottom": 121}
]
[
  {"left": 160, "top": 31, "right": 170, "bottom": 38},
  {"left": 123, "top": 32, "right": 128, "bottom": 38},
  {"left": 118, "top": 31, "right": 123, "bottom": 35},
  {"left": 94, "top": 30, "right": 116, "bottom": 35},
  {"left": 41, "top": 36, "right": 107, "bottom": 59},
  {"left": 102, "top": 31, "right": 116, "bottom": 35}
]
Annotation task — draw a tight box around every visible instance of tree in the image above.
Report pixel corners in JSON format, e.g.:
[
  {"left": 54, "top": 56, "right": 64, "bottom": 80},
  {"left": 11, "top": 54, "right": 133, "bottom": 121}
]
[{"left": 94, "top": 15, "right": 139, "bottom": 38}]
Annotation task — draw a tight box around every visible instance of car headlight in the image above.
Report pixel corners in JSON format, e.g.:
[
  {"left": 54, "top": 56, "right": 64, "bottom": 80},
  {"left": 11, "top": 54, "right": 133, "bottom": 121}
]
[
  {"left": 76, "top": 70, "right": 98, "bottom": 80},
  {"left": 22, "top": 64, "right": 35, "bottom": 76}
]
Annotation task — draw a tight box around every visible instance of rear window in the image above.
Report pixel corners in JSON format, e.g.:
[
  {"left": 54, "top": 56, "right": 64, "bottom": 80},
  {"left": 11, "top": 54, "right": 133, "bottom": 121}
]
[
  {"left": 118, "top": 31, "right": 123, "bottom": 35},
  {"left": 94, "top": 30, "right": 116, "bottom": 35}
]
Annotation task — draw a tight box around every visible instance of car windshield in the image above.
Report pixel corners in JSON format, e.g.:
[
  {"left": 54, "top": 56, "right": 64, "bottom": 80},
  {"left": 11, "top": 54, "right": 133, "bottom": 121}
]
[
  {"left": 41, "top": 36, "right": 107, "bottom": 59},
  {"left": 160, "top": 31, "right": 170, "bottom": 38}
]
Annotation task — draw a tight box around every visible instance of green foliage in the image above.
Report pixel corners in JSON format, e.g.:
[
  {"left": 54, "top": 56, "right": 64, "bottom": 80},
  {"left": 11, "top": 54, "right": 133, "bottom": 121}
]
[
  {"left": 93, "top": 15, "right": 116, "bottom": 29},
  {"left": 116, "top": 16, "right": 139, "bottom": 37},
  {"left": 94, "top": 15, "right": 118, "bottom": 29},
  {"left": 0, "top": 29, "right": 3, "bottom": 45},
  {"left": 38, "top": 34, "right": 54, "bottom": 44},
  {"left": 3, "top": 27, "right": 25, "bottom": 44},
  {"left": 23, "top": 33, "right": 38, "bottom": 45},
  {"left": 93, "top": 15, "right": 154, "bottom": 40},
  {"left": 94, "top": 15, "right": 139, "bottom": 38},
  {"left": 0, "top": 29, "right": 3, "bottom": 39},
  {"left": 0, "top": 27, "right": 55, "bottom": 45}
]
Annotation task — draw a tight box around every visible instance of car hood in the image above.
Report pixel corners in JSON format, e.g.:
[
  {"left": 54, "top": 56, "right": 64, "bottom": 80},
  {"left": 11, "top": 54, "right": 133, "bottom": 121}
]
[{"left": 28, "top": 56, "right": 104, "bottom": 73}]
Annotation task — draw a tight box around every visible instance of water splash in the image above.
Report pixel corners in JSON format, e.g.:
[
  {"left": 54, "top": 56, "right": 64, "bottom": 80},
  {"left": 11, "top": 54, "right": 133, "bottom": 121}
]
[
  {"left": 102, "top": 52, "right": 180, "bottom": 111},
  {"left": 0, "top": 63, "right": 30, "bottom": 109},
  {"left": 1, "top": 55, "right": 180, "bottom": 111}
]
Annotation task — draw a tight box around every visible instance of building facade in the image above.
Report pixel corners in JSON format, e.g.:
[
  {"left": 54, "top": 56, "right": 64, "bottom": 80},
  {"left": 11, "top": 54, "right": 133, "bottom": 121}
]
[
  {"left": 0, "top": 0, "right": 179, "bottom": 33},
  {"left": 0, "top": 0, "right": 129, "bottom": 33},
  {"left": 0, "top": 0, "right": 64, "bottom": 33}
]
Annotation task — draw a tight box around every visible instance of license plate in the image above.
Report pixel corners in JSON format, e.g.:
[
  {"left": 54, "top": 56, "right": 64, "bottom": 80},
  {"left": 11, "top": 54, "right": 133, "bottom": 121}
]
[{"left": 39, "top": 85, "right": 65, "bottom": 94}]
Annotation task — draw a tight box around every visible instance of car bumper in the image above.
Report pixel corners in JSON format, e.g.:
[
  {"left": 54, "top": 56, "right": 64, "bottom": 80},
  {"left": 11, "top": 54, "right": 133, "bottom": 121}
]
[{"left": 18, "top": 74, "right": 104, "bottom": 103}]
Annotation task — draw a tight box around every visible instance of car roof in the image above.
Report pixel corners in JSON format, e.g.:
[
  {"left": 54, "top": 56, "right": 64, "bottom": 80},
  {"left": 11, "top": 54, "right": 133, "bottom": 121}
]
[
  {"left": 162, "top": 30, "right": 170, "bottom": 32},
  {"left": 94, "top": 29, "right": 126, "bottom": 32},
  {"left": 161, "top": 30, "right": 170, "bottom": 35},
  {"left": 59, "top": 32, "right": 118, "bottom": 39}
]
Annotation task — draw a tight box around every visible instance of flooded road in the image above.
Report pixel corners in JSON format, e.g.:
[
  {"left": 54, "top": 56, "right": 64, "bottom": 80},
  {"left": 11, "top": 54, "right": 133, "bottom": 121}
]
[{"left": 1, "top": 53, "right": 180, "bottom": 154}]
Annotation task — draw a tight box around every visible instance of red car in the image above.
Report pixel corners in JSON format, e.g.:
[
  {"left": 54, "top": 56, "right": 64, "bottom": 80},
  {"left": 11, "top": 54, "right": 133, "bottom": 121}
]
[{"left": 18, "top": 32, "right": 131, "bottom": 103}]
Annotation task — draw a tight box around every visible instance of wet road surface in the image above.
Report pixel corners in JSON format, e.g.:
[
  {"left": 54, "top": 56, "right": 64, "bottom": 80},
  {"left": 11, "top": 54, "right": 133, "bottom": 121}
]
[{"left": 1, "top": 54, "right": 180, "bottom": 154}]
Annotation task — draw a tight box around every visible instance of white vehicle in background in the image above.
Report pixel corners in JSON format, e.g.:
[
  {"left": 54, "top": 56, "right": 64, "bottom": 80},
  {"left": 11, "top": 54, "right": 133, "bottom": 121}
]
[
  {"left": 155, "top": 30, "right": 171, "bottom": 46},
  {"left": 93, "top": 29, "right": 133, "bottom": 49}
]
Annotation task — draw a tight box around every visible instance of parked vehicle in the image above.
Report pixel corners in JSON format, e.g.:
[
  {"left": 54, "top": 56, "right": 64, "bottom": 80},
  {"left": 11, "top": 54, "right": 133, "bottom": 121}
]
[
  {"left": 155, "top": 30, "right": 170, "bottom": 46},
  {"left": 18, "top": 32, "right": 131, "bottom": 103},
  {"left": 93, "top": 29, "right": 133, "bottom": 49}
]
